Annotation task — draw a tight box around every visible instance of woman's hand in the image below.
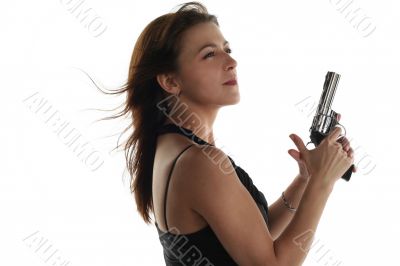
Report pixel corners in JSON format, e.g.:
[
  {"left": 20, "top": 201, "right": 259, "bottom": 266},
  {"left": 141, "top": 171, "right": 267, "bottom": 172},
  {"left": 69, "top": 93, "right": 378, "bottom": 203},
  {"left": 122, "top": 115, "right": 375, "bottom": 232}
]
[{"left": 288, "top": 113, "right": 357, "bottom": 182}]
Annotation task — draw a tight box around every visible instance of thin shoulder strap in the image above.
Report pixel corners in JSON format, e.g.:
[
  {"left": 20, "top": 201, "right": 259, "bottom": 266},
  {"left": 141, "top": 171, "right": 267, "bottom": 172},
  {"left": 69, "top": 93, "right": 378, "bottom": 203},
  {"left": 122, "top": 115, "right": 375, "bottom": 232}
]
[{"left": 163, "top": 144, "right": 196, "bottom": 232}]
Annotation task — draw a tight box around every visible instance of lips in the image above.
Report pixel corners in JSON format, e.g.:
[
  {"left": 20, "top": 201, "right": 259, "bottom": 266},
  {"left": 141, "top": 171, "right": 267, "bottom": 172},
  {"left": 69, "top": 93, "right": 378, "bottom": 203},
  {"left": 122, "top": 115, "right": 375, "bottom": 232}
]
[{"left": 223, "top": 78, "right": 237, "bottom": 85}]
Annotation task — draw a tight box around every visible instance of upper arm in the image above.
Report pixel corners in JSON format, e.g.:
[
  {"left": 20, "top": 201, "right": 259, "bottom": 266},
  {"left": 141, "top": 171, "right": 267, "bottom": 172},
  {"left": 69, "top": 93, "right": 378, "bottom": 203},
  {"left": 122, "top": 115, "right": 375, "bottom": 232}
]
[{"left": 182, "top": 146, "right": 278, "bottom": 266}]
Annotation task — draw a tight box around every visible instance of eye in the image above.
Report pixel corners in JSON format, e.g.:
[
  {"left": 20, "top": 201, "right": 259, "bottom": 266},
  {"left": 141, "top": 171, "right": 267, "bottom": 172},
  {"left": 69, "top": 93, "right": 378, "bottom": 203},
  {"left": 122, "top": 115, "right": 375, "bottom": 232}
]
[
  {"left": 203, "top": 48, "right": 232, "bottom": 59},
  {"left": 204, "top": 51, "right": 215, "bottom": 59}
]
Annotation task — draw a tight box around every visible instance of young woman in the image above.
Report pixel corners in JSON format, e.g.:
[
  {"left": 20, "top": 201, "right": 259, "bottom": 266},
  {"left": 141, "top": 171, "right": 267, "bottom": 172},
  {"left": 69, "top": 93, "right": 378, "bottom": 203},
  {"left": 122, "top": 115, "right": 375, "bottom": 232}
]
[{"left": 110, "top": 2, "right": 356, "bottom": 265}]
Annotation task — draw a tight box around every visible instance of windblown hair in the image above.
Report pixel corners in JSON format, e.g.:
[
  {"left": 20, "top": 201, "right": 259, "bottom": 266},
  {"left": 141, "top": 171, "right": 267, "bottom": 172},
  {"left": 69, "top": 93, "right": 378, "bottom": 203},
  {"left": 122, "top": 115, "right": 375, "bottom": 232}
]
[{"left": 98, "top": 2, "right": 219, "bottom": 224}]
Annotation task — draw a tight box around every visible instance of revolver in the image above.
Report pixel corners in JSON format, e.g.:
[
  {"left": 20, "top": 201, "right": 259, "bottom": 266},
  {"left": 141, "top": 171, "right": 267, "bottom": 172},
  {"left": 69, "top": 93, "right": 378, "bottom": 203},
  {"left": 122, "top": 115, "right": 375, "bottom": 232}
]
[{"left": 306, "top": 71, "right": 355, "bottom": 181}]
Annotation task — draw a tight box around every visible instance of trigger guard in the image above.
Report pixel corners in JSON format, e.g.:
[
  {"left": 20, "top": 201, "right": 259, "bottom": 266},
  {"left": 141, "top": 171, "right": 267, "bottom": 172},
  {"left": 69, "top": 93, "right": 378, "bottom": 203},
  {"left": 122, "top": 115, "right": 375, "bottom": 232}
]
[
  {"left": 306, "top": 141, "right": 315, "bottom": 148},
  {"left": 334, "top": 123, "right": 347, "bottom": 140}
]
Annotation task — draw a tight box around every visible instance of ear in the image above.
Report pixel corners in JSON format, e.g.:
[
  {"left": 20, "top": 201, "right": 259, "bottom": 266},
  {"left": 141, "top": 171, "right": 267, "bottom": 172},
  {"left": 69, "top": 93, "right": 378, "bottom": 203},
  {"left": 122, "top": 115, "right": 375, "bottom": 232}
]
[{"left": 156, "top": 73, "right": 181, "bottom": 95}]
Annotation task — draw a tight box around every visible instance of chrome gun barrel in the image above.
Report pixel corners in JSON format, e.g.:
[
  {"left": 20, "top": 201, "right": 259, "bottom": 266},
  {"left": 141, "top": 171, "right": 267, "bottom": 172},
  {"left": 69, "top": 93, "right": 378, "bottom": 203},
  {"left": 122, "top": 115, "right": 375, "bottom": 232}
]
[{"left": 310, "top": 72, "right": 340, "bottom": 136}]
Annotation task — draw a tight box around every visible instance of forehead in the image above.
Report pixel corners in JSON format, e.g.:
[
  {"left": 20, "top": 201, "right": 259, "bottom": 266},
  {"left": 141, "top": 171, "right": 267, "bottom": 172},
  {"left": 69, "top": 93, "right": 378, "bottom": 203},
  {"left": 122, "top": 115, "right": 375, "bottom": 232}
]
[{"left": 178, "top": 22, "right": 225, "bottom": 58}]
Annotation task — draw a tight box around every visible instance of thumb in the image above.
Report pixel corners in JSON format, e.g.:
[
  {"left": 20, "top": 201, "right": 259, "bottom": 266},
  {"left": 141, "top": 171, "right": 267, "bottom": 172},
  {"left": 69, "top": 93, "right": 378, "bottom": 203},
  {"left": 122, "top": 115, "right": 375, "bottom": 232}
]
[{"left": 289, "top": 133, "right": 307, "bottom": 154}]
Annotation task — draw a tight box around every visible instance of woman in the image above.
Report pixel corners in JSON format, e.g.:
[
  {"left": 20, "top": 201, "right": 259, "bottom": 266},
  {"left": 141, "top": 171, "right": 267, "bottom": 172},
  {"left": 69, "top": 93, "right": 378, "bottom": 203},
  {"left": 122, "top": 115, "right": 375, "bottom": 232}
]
[{"left": 110, "top": 2, "right": 356, "bottom": 265}]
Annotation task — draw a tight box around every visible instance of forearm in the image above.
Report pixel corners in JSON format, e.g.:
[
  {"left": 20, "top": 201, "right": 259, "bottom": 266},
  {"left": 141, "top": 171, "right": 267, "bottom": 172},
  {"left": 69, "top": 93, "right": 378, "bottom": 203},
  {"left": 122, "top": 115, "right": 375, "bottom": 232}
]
[
  {"left": 273, "top": 176, "right": 334, "bottom": 266},
  {"left": 268, "top": 174, "right": 309, "bottom": 240}
]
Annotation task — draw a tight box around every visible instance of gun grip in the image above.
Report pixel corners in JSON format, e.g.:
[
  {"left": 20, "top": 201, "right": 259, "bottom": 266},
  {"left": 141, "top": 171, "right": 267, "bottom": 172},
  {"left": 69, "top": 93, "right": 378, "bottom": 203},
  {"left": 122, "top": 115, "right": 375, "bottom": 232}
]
[
  {"left": 342, "top": 165, "right": 353, "bottom": 181},
  {"left": 310, "top": 130, "right": 353, "bottom": 182}
]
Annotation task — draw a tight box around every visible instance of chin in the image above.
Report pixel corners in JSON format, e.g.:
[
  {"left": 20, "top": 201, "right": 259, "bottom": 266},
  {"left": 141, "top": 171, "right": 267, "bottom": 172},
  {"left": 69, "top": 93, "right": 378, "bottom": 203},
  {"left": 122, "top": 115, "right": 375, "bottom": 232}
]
[
  {"left": 232, "top": 96, "right": 241, "bottom": 105},
  {"left": 224, "top": 94, "right": 241, "bottom": 106}
]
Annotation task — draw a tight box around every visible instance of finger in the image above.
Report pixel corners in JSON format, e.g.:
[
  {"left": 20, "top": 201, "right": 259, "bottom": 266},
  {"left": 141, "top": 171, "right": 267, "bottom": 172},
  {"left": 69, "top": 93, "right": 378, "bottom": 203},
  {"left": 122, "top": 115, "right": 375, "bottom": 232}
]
[
  {"left": 288, "top": 149, "right": 301, "bottom": 161},
  {"left": 346, "top": 147, "right": 357, "bottom": 173},
  {"left": 289, "top": 134, "right": 308, "bottom": 153},
  {"left": 338, "top": 137, "right": 350, "bottom": 151},
  {"left": 344, "top": 142, "right": 350, "bottom": 152},
  {"left": 328, "top": 127, "right": 342, "bottom": 143},
  {"left": 344, "top": 145, "right": 350, "bottom": 152},
  {"left": 347, "top": 147, "right": 354, "bottom": 158}
]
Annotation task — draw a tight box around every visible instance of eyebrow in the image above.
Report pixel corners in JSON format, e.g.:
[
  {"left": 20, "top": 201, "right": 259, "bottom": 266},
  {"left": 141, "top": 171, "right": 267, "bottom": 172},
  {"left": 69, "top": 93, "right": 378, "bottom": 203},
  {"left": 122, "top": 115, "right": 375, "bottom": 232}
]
[{"left": 197, "top": 40, "right": 230, "bottom": 54}]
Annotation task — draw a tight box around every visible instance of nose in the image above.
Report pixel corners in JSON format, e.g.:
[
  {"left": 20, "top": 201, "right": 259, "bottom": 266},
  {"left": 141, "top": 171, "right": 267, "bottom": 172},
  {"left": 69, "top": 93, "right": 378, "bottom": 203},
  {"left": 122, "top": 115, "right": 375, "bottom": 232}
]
[{"left": 224, "top": 55, "right": 237, "bottom": 71}]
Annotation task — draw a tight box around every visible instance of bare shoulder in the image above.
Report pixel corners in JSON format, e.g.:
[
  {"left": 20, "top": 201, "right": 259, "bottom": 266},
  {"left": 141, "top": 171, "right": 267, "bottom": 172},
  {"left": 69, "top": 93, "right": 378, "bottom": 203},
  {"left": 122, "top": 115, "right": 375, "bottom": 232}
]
[
  {"left": 176, "top": 145, "right": 278, "bottom": 266},
  {"left": 176, "top": 144, "right": 234, "bottom": 188},
  {"left": 179, "top": 144, "right": 239, "bottom": 192}
]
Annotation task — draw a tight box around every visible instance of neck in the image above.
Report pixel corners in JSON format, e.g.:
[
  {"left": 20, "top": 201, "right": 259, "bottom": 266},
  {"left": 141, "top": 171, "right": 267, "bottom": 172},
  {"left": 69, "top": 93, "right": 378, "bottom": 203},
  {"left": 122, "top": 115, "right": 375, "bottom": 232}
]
[{"left": 162, "top": 102, "right": 219, "bottom": 146}]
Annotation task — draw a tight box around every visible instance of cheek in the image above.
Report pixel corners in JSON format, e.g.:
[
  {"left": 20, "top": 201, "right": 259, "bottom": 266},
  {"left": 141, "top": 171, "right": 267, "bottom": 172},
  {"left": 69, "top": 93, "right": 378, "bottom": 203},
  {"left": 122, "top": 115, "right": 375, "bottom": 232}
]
[
  {"left": 181, "top": 63, "right": 221, "bottom": 97},
  {"left": 193, "top": 65, "right": 219, "bottom": 86},
  {"left": 194, "top": 73, "right": 220, "bottom": 96}
]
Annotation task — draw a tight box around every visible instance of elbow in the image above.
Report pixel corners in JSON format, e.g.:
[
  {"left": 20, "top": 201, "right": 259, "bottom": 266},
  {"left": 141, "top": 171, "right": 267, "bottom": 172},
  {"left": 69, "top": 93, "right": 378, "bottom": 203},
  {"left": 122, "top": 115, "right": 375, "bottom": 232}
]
[
  {"left": 273, "top": 255, "right": 304, "bottom": 266},
  {"left": 272, "top": 242, "right": 303, "bottom": 266},
  {"left": 257, "top": 253, "right": 280, "bottom": 266}
]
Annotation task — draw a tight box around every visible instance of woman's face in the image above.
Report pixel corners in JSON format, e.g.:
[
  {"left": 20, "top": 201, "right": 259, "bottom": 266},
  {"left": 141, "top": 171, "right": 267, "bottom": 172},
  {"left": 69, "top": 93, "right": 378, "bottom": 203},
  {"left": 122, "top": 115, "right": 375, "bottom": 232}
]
[{"left": 175, "top": 22, "right": 240, "bottom": 107}]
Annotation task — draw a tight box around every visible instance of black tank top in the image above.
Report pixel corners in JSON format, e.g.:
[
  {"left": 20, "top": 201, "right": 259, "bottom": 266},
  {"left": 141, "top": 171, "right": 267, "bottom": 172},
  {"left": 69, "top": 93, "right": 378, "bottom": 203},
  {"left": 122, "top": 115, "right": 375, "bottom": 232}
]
[{"left": 155, "top": 123, "right": 271, "bottom": 266}]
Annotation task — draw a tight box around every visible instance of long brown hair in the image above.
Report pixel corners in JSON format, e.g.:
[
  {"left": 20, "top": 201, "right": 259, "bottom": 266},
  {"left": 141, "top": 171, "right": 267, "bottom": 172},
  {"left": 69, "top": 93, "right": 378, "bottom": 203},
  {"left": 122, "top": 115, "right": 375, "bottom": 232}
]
[{"left": 97, "top": 2, "right": 219, "bottom": 224}]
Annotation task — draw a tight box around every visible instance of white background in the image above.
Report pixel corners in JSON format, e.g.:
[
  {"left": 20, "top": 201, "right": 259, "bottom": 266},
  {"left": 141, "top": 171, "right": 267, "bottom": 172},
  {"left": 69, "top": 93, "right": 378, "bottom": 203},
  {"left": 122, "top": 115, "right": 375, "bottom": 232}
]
[{"left": 2, "top": 0, "right": 399, "bottom": 265}]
